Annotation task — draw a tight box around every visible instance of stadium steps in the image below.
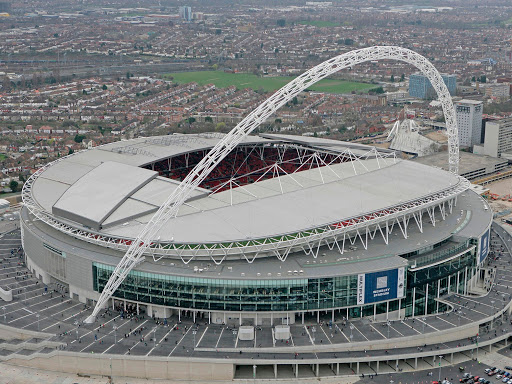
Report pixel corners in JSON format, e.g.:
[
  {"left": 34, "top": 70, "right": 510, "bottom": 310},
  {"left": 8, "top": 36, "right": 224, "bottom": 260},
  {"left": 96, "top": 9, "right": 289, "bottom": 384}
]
[{"left": 0, "top": 335, "right": 64, "bottom": 361}]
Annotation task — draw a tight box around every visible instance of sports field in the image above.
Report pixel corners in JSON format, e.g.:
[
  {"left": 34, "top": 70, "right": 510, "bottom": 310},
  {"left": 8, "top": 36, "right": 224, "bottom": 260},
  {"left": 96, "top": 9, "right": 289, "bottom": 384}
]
[
  {"left": 165, "top": 71, "right": 376, "bottom": 94},
  {"left": 298, "top": 20, "right": 340, "bottom": 27}
]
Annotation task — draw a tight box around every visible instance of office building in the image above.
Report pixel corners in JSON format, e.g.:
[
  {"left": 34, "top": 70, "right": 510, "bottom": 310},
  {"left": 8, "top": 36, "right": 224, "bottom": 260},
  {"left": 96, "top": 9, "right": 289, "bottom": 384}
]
[
  {"left": 179, "top": 6, "right": 192, "bottom": 22},
  {"left": 409, "top": 73, "right": 457, "bottom": 99},
  {"left": 455, "top": 99, "right": 483, "bottom": 147},
  {"left": 474, "top": 117, "right": 512, "bottom": 159}
]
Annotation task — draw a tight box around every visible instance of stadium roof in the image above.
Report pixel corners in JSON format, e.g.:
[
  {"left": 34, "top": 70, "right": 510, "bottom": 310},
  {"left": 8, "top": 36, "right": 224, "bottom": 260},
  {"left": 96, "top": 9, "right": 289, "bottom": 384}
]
[{"left": 30, "top": 134, "right": 463, "bottom": 245}]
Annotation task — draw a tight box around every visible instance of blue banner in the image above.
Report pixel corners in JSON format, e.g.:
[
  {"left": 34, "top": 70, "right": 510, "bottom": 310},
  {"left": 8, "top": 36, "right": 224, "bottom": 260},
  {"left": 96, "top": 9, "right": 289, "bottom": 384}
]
[
  {"left": 479, "top": 227, "right": 490, "bottom": 264},
  {"left": 357, "top": 267, "right": 405, "bottom": 305}
]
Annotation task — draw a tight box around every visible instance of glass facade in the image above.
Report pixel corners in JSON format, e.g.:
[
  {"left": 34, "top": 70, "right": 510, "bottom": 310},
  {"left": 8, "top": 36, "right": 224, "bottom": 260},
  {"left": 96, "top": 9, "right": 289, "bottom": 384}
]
[
  {"left": 92, "top": 241, "right": 477, "bottom": 317},
  {"left": 93, "top": 263, "right": 400, "bottom": 312},
  {"left": 409, "top": 73, "right": 457, "bottom": 99}
]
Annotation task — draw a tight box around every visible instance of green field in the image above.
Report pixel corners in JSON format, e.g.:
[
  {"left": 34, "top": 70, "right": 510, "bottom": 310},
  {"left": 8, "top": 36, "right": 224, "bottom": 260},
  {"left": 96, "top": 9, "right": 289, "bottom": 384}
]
[
  {"left": 165, "top": 71, "right": 376, "bottom": 94},
  {"left": 298, "top": 20, "right": 340, "bottom": 27},
  {"left": 0, "top": 154, "right": 7, "bottom": 162}
]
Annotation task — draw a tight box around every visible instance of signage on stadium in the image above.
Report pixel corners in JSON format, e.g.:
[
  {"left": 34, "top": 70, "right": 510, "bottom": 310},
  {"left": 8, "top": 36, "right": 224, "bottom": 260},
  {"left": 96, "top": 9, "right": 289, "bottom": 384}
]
[
  {"left": 357, "top": 267, "right": 405, "bottom": 305},
  {"left": 478, "top": 227, "right": 490, "bottom": 264}
]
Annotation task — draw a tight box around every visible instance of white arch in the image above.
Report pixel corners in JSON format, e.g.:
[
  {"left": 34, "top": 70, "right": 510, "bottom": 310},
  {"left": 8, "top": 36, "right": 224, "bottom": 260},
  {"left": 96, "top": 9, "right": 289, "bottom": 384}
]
[{"left": 85, "top": 46, "right": 459, "bottom": 323}]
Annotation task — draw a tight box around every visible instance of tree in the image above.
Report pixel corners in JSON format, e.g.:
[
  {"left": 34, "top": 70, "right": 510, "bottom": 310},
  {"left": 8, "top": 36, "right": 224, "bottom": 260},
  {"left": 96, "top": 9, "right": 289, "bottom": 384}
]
[
  {"left": 126, "top": 72, "right": 131, "bottom": 79},
  {"left": 277, "top": 19, "right": 286, "bottom": 27},
  {"left": 215, "top": 29, "right": 222, "bottom": 35},
  {"left": 372, "top": 86, "right": 385, "bottom": 94},
  {"left": 390, "top": 75, "right": 395, "bottom": 83},
  {"left": 400, "top": 74, "right": 405, "bottom": 82},
  {"left": 188, "top": 117, "right": 196, "bottom": 124},
  {"left": 74, "top": 134, "right": 86, "bottom": 143},
  {"left": 292, "top": 96, "right": 298, "bottom": 105},
  {"left": 205, "top": 116, "right": 213, "bottom": 123},
  {"left": 68, "top": 148, "right": 74, "bottom": 155},
  {"left": 102, "top": 84, "right": 108, "bottom": 90},
  {"left": 215, "top": 122, "right": 226, "bottom": 132},
  {"left": 9, "top": 180, "right": 18, "bottom": 193},
  {"left": 344, "top": 38, "right": 354, "bottom": 46},
  {"left": 274, "top": 118, "right": 282, "bottom": 124}
]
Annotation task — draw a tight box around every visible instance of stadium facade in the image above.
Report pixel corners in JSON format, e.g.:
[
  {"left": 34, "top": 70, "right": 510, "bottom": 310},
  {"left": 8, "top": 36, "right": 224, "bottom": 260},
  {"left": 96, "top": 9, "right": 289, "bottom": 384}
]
[{"left": 20, "top": 133, "right": 492, "bottom": 325}]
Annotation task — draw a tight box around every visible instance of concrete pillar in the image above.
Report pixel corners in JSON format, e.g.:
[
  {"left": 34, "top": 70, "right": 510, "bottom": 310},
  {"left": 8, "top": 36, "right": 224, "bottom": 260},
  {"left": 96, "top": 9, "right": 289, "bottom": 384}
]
[
  {"left": 356, "top": 362, "right": 360, "bottom": 374},
  {"left": 193, "top": 311, "right": 196, "bottom": 323},
  {"left": 425, "top": 283, "right": 429, "bottom": 316},
  {"left": 124, "top": 300, "right": 126, "bottom": 311},
  {"left": 464, "top": 267, "right": 468, "bottom": 295},
  {"left": 457, "top": 272, "right": 460, "bottom": 294},
  {"left": 386, "top": 301, "right": 389, "bottom": 320},
  {"left": 332, "top": 309, "right": 335, "bottom": 323},
  {"left": 316, "top": 363, "right": 319, "bottom": 377},
  {"left": 451, "top": 352, "right": 453, "bottom": 363},
  {"left": 271, "top": 312, "right": 273, "bottom": 326},
  {"left": 301, "top": 312, "right": 304, "bottom": 325},
  {"left": 208, "top": 312, "right": 211, "bottom": 324},
  {"left": 295, "top": 364, "right": 299, "bottom": 378},
  {"left": 396, "top": 359, "right": 399, "bottom": 371},
  {"left": 178, "top": 310, "right": 181, "bottom": 322},
  {"left": 376, "top": 360, "right": 379, "bottom": 373},
  {"left": 448, "top": 275, "right": 451, "bottom": 293},
  {"left": 274, "top": 364, "right": 277, "bottom": 378},
  {"left": 337, "top": 363, "right": 340, "bottom": 376},
  {"left": 317, "top": 311, "right": 320, "bottom": 323},
  {"left": 412, "top": 287, "right": 416, "bottom": 317},
  {"left": 437, "top": 281, "right": 441, "bottom": 313},
  {"left": 223, "top": 312, "right": 226, "bottom": 324},
  {"left": 255, "top": 313, "right": 258, "bottom": 326},
  {"left": 414, "top": 357, "right": 417, "bottom": 369},
  {"left": 136, "top": 302, "right": 139, "bottom": 315},
  {"left": 239, "top": 313, "right": 242, "bottom": 326}
]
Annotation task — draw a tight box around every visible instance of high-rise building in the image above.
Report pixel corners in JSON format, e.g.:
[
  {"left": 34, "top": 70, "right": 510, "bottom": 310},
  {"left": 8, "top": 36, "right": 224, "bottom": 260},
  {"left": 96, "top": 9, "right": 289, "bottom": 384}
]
[
  {"left": 0, "top": 1, "right": 11, "bottom": 13},
  {"left": 409, "top": 73, "right": 457, "bottom": 99},
  {"left": 455, "top": 99, "right": 483, "bottom": 147},
  {"left": 179, "top": 6, "right": 192, "bottom": 22},
  {"left": 474, "top": 117, "right": 512, "bottom": 158}
]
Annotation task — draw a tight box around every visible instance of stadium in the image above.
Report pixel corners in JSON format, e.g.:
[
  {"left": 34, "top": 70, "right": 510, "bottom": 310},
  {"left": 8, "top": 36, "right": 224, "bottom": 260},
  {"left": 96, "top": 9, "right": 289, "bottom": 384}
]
[
  {"left": 20, "top": 130, "right": 491, "bottom": 325},
  {"left": 6, "top": 46, "right": 505, "bottom": 380}
]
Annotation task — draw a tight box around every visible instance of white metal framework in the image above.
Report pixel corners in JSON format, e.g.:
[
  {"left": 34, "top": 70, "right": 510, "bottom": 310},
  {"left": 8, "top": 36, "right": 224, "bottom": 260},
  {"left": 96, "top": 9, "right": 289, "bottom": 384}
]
[{"left": 80, "top": 46, "right": 461, "bottom": 323}]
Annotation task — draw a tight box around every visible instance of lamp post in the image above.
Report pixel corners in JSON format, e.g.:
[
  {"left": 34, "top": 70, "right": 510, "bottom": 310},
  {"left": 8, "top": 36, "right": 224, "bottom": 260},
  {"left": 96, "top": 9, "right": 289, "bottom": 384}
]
[
  {"left": 312, "top": 326, "right": 316, "bottom": 343},
  {"left": 438, "top": 355, "right": 443, "bottom": 382},
  {"left": 192, "top": 330, "right": 197, "bottom": 349},
  {"left": 232, "top": 329, "right": 237, "bottom": 345},
  {"left": 36, "top": 313, "right": 40, "bottom": 332}
]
